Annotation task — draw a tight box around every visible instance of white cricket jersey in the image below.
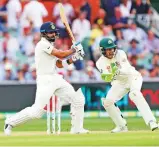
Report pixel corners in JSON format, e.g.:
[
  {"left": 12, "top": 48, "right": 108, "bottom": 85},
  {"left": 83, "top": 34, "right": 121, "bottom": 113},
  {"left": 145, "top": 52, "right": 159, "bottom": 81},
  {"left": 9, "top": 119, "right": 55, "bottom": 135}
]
[
  {"left": 96, "top": 50, "right": 140, "bottom": 82},
  {"left": 35, "top": 37, "right": 57, "bottom": 75}
]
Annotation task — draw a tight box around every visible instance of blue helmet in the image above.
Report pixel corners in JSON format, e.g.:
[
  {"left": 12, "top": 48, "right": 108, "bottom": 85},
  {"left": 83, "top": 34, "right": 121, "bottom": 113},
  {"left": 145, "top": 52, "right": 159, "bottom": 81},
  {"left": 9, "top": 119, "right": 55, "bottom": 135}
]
[
  {"left": 40, "top": 22, "right": 58, "bottom": 33},
  {"left": 40, "top": 21, "right": 59, "bottom": 42}
]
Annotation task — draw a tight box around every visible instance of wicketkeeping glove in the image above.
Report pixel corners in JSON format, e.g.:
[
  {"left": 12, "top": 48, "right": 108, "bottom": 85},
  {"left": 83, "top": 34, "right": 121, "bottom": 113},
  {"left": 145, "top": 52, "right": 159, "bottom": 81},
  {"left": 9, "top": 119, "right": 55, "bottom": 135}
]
[
  {"left": 111, "top": 63, "right": 119, "bottom": 75},
  {"left": 101, "top": 63, "right": 119, "bottom": 82},
  {"left": 101, "top": 73, "right": 113, "bottom": 82}
]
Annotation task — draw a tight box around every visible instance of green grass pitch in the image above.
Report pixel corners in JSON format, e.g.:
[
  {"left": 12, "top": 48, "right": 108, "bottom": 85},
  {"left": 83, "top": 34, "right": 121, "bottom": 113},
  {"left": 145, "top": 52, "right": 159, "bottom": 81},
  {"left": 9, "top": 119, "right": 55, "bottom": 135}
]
[{"left": 0, "top": 117, "right": 159, "bottom": 146}]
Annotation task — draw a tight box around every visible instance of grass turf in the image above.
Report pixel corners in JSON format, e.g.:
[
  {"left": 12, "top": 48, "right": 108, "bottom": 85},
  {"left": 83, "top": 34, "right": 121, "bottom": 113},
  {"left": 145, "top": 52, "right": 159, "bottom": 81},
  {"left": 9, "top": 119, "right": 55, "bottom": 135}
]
[{"left": 0, "top": 117, "right": 159, "bottom": 146}]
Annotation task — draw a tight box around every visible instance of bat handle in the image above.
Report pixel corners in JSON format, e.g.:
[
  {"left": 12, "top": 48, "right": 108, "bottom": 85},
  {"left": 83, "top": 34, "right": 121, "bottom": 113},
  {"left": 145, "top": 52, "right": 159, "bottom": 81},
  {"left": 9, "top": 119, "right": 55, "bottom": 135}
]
[
  {"left": 75, "top": 42, "right": 80, "bottom": 46},
  {"left": 72, "top": 41, "right": 80, "bottom": 46}
]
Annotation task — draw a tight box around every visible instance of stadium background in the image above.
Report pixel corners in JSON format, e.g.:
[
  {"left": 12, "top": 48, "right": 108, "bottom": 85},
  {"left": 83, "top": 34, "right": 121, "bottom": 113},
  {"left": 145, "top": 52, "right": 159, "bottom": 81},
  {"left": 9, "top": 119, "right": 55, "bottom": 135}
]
[{"left": 0, "top": 0, "right": 159, "bottom": 119}]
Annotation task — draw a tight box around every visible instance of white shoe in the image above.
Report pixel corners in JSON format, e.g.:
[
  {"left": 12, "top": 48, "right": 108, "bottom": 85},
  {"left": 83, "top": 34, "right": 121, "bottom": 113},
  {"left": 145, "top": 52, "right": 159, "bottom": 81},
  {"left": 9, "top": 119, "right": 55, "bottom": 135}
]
[
  {"left": 111, "top": 125, "right": 128, "bottom": 133},
  {"left": 4, "top": 124, "right": 12, "bottom": 136},
  {"left": 149, "top": 121, "right": 158, "bottom": 131},
  {"left": 79, "top": 128, "right": 89, "bottom": 134},
  {"left": 70, "top": 128, "right": 89, "bottom": 134}
]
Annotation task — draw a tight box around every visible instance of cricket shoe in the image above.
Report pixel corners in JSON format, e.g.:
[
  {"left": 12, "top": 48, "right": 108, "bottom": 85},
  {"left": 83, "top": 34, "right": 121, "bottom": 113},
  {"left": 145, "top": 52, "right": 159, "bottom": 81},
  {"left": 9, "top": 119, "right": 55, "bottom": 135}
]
[
  {"left": 70, "top": 128, "right": 89, "bottom": 134},
  {"left": 149, "top": 120, "right": 158, "bottom": 131},
  {"left": 4, "top": 124, "right": 12, "bottom": 136},
  {"left": 111, "top": 125, "right": 128, "bottom": 133}
]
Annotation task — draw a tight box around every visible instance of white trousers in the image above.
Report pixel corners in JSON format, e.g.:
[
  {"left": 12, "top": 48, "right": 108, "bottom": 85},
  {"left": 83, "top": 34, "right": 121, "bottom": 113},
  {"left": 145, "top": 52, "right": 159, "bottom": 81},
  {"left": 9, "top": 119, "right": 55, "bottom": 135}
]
[
  {"left": 35, "top": 74, "right": 75, "bottom": 109},
  {"left": 106, "top": 74, "right": 156, "bottom": 125},
  {"left": 6, "top": 74, "right": 84, "bottom": 132}
]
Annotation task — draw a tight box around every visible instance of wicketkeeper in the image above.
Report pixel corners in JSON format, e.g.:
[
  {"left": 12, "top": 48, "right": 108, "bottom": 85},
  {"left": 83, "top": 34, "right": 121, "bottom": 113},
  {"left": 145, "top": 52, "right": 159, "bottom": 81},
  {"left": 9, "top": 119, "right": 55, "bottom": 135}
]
[{"left": 96, "top": 38, "right": 159, "bottom": 133}]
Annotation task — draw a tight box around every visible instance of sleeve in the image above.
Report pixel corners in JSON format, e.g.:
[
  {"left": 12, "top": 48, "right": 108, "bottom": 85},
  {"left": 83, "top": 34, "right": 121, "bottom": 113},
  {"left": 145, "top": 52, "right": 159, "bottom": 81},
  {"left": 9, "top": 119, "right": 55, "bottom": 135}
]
[
  {"left": 96, "top": 58, "right": 110, "bottom": 74},
  {"left": 41, "top": 4, "right": 48, "bottom": 17},
  {"left": 20, "top": 7, "right": 29, "bottom": 26},
  {"left": 53, "top": 4, "right": 59, "bottom": 17},
  {"left": 96, "top": 60, "right": 103, "bottom": 73},
  {"left": 15, "top": 1, "right": 22, "bottom": 13},
  {"left": 41, "top": 41, "right": 54, "bottom": 54},
  {"left": 72, "top": 20, "right": 77, "bottom": 34},
  {"left": 69, "top": 5, "right": 74, "bottom": 18},
  {"left": 118, "top": 50, "right": 132, "bottom": 74}
]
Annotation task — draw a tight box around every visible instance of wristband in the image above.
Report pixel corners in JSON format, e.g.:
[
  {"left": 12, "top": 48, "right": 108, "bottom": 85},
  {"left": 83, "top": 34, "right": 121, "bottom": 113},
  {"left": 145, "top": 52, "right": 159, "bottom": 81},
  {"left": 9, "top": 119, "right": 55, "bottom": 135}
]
[{"left": 62, "top": 60, "right": 69, "bottom": 68}]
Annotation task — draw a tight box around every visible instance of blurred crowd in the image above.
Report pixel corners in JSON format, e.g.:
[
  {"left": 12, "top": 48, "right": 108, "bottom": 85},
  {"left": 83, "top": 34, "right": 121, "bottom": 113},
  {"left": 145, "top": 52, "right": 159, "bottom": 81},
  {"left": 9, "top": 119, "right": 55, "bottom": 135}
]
[{"left": 0, "top": 0, "right": 159, "bottom": 83}]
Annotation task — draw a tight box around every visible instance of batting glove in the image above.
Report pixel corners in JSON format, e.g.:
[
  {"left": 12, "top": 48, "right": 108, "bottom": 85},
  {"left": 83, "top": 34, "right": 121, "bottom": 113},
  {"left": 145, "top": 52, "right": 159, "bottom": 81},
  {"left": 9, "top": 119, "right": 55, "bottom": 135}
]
[
  {"left": 71, "top": 42, "right": 85, "bottom": 58},
  {"left": 71, "top": 52, "right": 81, "bottom": 62}
]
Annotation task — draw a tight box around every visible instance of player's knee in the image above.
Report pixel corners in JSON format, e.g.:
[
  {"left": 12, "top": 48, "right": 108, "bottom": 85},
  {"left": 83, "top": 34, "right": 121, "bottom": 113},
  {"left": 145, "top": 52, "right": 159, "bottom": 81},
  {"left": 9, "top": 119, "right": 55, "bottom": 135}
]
[
  {"left": 129, "top": 90, "right": 143, "bottom": 102},
  {"left": 101, "top": 98, "right": 114, "bottom": 108},
  {"left": 76, "top": 88, "right": 85, "bottom": 105},
  {"left": 73, "top": 98, "right": 84, "bottom": 108},
  {"left": 72, "top": 88, "right": 85, "bottom": 108},
  {"left": 29, "top": 107, "right": 45, "bottom": 119}
]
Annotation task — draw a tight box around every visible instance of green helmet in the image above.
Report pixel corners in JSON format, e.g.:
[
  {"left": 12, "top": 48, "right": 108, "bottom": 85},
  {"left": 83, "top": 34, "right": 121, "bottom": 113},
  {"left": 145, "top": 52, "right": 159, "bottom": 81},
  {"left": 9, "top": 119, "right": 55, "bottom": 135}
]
[
  {"left": 100, "top": 38, "right": 117, "bottom": 49},
  {"left": 99, "top": 38, "right": 117, "bottom": 56}
]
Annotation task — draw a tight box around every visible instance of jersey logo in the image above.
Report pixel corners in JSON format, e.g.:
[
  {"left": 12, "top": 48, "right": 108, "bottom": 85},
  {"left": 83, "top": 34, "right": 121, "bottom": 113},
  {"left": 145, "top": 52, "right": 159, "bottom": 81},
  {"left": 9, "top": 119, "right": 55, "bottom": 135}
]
[
  {"left": 107, "top": 66, "right": 110, "bottom": 69},
  {"left": 47, "top": 47, "right": 50, "bottom": 49},
  {"left": 106, "top": 66, "right": 111, "bottom": 72}
]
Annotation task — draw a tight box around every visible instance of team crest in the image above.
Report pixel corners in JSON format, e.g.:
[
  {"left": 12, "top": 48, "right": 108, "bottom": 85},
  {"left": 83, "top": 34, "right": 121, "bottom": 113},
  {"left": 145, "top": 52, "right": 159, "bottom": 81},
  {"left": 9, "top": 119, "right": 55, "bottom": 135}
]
[
  {"left": 51, "top": 24, "right": 55, "bottom": 30},
  {"left": 108, "top": 40, "right": 112, "bottom": 44},
  {"left": 107, "top": 66, "right": 110, "bottom": 69},
  {"left": 106, "top": 66, "right": 111, "bottom": 72}
]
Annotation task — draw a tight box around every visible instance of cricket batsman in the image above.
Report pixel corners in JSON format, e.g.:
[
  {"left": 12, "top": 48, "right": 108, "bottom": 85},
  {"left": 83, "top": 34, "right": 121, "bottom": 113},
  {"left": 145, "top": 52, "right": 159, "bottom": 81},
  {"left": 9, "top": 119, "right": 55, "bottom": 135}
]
[
  {"left": 96, "top": 38, "right": 159, "bottom": 133},
  {"left": 4, "top": 21, "right": 88, "bottom": 135}
]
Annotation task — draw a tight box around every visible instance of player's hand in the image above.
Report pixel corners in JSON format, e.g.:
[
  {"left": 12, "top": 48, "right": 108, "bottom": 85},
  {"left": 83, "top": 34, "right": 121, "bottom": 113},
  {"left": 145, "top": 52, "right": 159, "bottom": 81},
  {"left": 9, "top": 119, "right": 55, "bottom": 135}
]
[
  {"left": 111, "top": 63, "right": 119, "bottom": 75},
  {"left": 71, "top": 52, "right": 81, "bottom": 62},
  {"left": 112, "top": 66, "right": 118, "bottom": 74},
  {"left": 101, "top": 73, "right": 113, "bottom": 82},
  {"left": 71, "top": 42, "right": 85, "bottom": 58}
]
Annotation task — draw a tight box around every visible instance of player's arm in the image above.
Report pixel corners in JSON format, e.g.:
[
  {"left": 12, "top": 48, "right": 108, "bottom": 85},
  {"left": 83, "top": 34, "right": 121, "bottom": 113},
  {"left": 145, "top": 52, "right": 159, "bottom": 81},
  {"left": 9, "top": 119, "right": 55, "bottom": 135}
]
[
  {"left": 56, "top": 58, "right": 73, "bottom": 68},
  {"left": 96, "top": 59, "right": 115, "bottom": 82},
  {"left": 42, "top": 41, "right": 84, "bottom": 59},
  {"left": 56, "top": 52, "right": 80, "bottom": 68},
  {"left": 51, "top": 47, "right": 76, "bottom": 59},
  {"left": 118, "top": 50, "right": 132, "bottom": 74}
]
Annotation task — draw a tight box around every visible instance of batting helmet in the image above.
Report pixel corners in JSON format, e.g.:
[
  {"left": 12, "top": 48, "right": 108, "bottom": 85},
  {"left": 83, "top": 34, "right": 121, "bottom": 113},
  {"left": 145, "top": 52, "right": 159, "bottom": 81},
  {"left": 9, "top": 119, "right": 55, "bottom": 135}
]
[
  {"left": 40, "top": 22, "right": 59, "bottom": 42},
  {"left": 99, "top": 38, "right": 117, "bottom": 56},
  {"left": 100, "top": 38, "right": 117, "bottom": 49},
  {"left": 40, "top": 22, "right": 58, "bottom": 33}
]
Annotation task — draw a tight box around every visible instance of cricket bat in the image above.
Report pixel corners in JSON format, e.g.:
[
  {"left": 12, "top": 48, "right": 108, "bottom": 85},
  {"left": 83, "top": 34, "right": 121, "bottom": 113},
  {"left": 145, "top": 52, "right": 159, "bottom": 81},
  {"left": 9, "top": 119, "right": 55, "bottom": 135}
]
[
  {"left": 59, "top": 3, "right": 83, "bottom": 60},
  {"left": 59, "top": 3, "right": 75, "bottom": 43}
]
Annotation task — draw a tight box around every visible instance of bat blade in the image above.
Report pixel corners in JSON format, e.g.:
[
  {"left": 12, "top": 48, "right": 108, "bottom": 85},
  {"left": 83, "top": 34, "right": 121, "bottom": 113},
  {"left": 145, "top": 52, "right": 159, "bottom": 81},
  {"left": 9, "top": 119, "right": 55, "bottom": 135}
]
[{"left": 59, "top": 3, "right": 75, "bottom": 43}]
